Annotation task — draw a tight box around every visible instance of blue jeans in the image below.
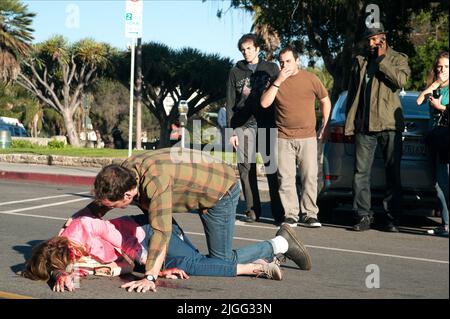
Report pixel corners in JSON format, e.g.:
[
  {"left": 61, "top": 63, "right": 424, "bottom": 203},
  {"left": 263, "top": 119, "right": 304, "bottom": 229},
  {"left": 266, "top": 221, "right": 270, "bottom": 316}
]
[
  {"left": 199, "top": 182, "right": 274, "bottom": 264},
  {"left": 436, "top": 160, "right": 449, "bottom": 227},
  {"left": 132, "top": 188, "right": 274, "bottom": 277}
]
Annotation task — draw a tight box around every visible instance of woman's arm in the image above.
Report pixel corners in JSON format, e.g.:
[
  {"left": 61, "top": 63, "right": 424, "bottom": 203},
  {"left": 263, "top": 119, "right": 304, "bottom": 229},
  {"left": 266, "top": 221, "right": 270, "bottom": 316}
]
[
  {"left": 429, "top": 96, "right": 447, "bottom": 112},
  {"left": 417, "top": 81, "right": 441, "bottom": 106}
]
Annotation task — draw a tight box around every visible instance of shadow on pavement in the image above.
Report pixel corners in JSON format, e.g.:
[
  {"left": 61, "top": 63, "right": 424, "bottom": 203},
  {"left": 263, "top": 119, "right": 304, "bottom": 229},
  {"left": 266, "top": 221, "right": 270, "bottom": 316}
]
[
  {"left": 11, "top": 240, "right": 43, "bottom": 274},
  {"left": 319, "top": 206, "right": 442, "bottom": 235}
]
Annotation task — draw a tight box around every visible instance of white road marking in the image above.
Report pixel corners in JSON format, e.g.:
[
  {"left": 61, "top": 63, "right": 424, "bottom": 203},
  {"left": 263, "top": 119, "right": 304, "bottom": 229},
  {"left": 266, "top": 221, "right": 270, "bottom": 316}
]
[
  {"left": 0, "top": 198, "right": 90, "bottom": 220},
  {"left": 0, "top": 201, "right": 447, "bottom": 265},
  {"left": 183, "top": 231, "right": 449, "bottom": 265},
  {"left": 0, "top": 192, "right": 90, "bottom": 206}
]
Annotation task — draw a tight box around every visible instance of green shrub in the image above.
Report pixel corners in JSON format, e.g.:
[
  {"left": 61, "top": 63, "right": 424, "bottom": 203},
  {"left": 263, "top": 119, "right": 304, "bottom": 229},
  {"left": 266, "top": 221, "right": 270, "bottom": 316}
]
[
  {"left": 48, "top": 140, "right": 66, "bottom": 149},
  {"left": 11, "top": 139, "right": 35, "bottom": 148}
]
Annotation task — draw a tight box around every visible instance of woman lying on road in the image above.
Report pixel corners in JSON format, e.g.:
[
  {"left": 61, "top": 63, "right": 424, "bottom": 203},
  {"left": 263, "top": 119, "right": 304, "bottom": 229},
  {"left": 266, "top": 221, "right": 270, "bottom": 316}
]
[{"left": 21, "top": 213, "right": 283, "bottom": 292}]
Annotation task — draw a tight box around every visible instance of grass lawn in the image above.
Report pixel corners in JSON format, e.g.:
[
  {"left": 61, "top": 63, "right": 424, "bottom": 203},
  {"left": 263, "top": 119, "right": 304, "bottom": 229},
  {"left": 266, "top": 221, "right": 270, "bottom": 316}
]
[
  {"left": 0, "top": 147, "right": 265, "bottom": 164},
  {"left": 0, "top": 147, "right": 141, "bottom": 157}
]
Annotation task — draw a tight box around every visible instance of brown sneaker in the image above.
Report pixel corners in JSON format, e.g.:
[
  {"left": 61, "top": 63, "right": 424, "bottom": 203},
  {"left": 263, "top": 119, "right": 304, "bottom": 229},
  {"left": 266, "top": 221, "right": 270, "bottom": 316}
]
[
  {"left": 276, "top": 224, "right": 312, "bottom": 270},
  {"left": 255, "top": 262, "right": 283, "bottom": 281}
]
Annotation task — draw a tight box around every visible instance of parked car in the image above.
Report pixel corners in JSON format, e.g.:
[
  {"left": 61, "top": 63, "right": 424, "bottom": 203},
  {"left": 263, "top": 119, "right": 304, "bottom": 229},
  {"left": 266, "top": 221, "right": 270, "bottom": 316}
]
[
  {"left": 0, "top": 116, "right": 29, "bottom": 137},
  {"left": 318, "top": 91, "right": 438, "bottom": 216}
]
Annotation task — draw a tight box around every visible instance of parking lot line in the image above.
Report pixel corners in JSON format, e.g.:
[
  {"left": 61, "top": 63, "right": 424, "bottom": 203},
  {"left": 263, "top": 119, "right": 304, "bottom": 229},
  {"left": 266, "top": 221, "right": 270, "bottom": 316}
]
[
  {"left": 0, "top": 211, "right": 67, "bottom": 221},
  {"left": 0, "top": 192, "right": 90, "bottom": 207},
  {"left": 183, "top": 231, "right": 449, "bottom": 265},
  {"left": 0, "top": 198, "right": 90, "bottom": 218},
  {"left": 1, "top": 202, "right": 448, "bottom": 266}
]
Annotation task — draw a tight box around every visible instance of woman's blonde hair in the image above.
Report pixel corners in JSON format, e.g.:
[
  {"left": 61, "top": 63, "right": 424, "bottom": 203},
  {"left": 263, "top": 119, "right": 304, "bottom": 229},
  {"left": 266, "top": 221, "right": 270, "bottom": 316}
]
[
  {"left": 426, "top": 51, "right": 449, "bottom": 87},
  {"left": 21, "top": 236, "right": 78, "bottom": 281}
]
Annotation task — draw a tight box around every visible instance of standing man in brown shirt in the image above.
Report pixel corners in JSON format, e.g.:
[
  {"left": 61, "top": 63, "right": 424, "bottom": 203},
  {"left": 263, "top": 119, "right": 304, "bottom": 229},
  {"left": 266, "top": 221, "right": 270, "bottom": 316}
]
[{"left": 261, "top": 46, "right": 331, "bottom": 228}]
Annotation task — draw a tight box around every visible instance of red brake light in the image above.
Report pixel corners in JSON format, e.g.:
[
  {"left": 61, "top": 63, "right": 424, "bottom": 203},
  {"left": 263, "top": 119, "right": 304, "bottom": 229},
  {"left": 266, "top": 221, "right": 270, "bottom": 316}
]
[{"left": 327, "top": 126, "right": 354, "bottom": 143}]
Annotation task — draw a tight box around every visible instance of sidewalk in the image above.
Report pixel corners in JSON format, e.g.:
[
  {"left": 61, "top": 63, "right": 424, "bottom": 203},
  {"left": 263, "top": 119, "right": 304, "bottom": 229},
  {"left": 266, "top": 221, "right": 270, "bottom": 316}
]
[
  {"left": 0, "top": 161, "right": 270, "bottom": 191},
  {"left": 0, "top": 162, "right": 99, "bottom": 186}
]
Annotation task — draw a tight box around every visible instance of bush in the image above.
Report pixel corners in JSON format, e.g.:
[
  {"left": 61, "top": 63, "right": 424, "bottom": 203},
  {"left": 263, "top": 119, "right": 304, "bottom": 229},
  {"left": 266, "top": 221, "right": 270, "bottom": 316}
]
[
  {"left": 11, "top": 139, "right": 35, "bottom": 148},
  {"left": 48, "top": 140, "right": 66, "bottom": 149}
]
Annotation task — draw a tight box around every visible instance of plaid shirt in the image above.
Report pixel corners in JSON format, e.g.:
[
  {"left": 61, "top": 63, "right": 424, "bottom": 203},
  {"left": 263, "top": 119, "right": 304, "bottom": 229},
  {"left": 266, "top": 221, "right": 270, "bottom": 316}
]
[{"left": 121, "top": 148, "right": 236, "bottom": 271}]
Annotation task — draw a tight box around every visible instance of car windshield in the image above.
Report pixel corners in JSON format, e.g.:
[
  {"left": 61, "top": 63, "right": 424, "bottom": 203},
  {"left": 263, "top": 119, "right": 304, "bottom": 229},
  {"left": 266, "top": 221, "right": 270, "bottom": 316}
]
[
  {"left": 330, "top": 91, "right": 430, "bottom": 122},
  {"left": 401, "top": 95, "right": 430, "bottom": 118},
  {"left": 330, "top": 92, "right": 348, "bottom": 122}
]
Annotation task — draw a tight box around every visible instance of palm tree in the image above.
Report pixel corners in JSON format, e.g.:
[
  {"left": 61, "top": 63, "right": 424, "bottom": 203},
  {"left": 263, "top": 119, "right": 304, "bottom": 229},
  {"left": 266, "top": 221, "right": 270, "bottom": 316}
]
[
  {"left": 15, "top": 36, "right": 111, "bottom": 146},
  {"left": 131, "top": 42, "right": 233, "bottom": 147},
  {"left": 250, "top": 5, "right": 280, "bottom": 61},
  {"left": 0, "top": 0, "right": 35, "bottom": 82}
]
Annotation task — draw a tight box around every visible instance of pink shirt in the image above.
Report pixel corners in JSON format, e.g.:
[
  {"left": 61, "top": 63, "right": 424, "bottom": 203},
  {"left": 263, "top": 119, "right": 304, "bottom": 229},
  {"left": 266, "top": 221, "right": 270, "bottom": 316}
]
[{"left": 60, "top": 216, "right": 146, "bottom": 263}]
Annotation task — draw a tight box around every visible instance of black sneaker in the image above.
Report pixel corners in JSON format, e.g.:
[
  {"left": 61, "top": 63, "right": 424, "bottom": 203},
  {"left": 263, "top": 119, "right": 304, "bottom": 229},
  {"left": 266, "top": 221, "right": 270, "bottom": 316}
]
[
  {"left": 281, "top": 217, "right": 297, "bottom": 228},
  {"left": 276, "top": 224, "right": 312, "bottom": 270},
  {"left": 244, "top": 210, "right": 257, "bottom": 223},
  {"left": 353, "top": 215, "right": 372, "bottom": 231},
  {"left": 298, "top": 216, "right": 322, "bottom": 228},
  {"left": 383, "top": 213, "right": 399, "bottom": 232},
  {"left": 384, "top": 220, "right": 399, "bottom": 233}
]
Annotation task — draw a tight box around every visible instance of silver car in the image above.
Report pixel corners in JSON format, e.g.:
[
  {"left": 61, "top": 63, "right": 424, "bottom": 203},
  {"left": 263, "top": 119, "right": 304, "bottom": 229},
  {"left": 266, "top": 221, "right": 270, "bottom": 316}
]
[{"left": 318, "top": 91, "right": 438, "bottom": 216}]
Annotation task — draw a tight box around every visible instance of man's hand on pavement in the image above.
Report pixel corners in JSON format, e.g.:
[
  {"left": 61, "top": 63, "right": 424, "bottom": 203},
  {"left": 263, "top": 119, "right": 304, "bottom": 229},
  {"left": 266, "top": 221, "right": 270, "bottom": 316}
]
[
  {"left": 159, "top": 268, "right": 189, "bottom": 280},
  {"left": 121, "top": 278, "right": 157, "bottom": 293}
]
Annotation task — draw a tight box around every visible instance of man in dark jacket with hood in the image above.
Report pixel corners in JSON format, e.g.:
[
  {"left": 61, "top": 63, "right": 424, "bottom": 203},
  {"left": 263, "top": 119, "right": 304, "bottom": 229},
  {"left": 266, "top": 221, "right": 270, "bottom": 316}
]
[
  {"left": 226, "top": 33, "right": 284, "bottom": 224},
  {"left": 345, "top": 25, "right": 411, "bottom": 232}
]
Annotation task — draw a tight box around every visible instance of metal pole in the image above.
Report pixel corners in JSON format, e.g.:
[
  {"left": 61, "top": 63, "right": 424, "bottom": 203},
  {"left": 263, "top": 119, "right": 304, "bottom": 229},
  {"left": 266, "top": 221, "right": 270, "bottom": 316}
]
[
  {"left": 84, "top": 109, "right": 87, "bottom": 147},
  {"left": 135, "top": 37, "right": 142, "bottom": 150},
  {"left": 128, "top": 38, "right": 136, "bottom": 157},
  {"left": 181, "top": 127, "right": 185, "bottom": 149}
]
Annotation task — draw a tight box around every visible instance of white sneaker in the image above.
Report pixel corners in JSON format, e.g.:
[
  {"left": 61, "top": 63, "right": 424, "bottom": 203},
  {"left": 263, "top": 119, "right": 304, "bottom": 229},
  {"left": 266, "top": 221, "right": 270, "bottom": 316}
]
[
  {"left": 298, "top": 216, "right": 322, "bottom": 228},
  {"left": 281, "top": 217, "right": 298, "bottom": 228}
]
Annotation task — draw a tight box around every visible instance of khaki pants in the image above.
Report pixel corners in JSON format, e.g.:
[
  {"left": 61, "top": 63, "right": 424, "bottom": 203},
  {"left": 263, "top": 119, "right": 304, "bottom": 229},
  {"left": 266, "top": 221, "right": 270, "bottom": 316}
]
[{"left": 278, "top": 137, "right": 318, "bottom": 221}]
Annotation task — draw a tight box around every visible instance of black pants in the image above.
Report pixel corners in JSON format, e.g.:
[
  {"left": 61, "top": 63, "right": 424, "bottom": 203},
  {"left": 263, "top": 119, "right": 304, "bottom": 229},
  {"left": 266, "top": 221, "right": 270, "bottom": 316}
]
[
  {"left": 353, "top": 131, "right": 403, "bottom": 218},
  {"left": 236, "top": 126, "right": 284, "bottom": 222}
]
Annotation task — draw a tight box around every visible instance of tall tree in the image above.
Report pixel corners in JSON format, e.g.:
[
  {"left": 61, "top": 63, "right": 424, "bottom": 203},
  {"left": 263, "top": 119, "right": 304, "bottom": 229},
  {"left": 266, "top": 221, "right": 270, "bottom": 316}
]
[
  {"left": 14, "top": 36, "right": 112, "bottom": 146},
  {"left": 408, "top": 8, "right": 449, "bottom": 89},
  {"left": 0, "top": 0, "right": 34, "bottom": 82},
  {"left": 121, "top": 42, "right": 233, "bottom": 148},
  {"left": 89, "top": 78, "right": 130, "bottom": 147},
  {"left": 0, "top": 82, "right": 42, "bottom": 137},
  {"left": 226, "top": 0, "right": 448, "bottom": 101}
]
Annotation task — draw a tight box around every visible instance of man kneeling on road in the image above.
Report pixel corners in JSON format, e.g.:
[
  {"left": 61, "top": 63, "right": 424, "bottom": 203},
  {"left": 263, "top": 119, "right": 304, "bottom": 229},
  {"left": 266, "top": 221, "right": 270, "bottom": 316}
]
[{"left": 63, "top": 148, "right": 312, "bottom": 293}]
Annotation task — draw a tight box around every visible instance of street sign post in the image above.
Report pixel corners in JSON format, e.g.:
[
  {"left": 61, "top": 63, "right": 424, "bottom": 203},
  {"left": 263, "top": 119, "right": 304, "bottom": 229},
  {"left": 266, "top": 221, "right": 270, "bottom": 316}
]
[
  {"left": 125, "top": 0, "right": 143, "bottom": 157},
  {"left": 125, "top": 0, "right": 143, "bottom": 38},
  {"left": 178, "top": 100, "right": 189, "bottom": 149}
]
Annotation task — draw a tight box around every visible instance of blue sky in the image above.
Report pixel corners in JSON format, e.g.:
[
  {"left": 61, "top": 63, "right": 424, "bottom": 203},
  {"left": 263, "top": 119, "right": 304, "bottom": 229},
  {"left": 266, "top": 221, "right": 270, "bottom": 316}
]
[{"left": 23, "top": 0, "right": 254, "bottom": 63}]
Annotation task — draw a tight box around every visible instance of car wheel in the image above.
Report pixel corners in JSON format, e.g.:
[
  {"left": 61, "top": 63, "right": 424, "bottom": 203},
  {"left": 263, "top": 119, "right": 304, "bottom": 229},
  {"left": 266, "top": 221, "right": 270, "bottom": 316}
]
[{"left": 318, "top": 199, "right": 335, "bottom": 223}]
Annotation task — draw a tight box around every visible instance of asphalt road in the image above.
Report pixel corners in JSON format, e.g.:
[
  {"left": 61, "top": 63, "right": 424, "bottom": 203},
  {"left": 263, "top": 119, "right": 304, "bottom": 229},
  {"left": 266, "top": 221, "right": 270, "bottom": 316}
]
[{"left": 0, "top": 179, "right": 448, "bottom": 301}]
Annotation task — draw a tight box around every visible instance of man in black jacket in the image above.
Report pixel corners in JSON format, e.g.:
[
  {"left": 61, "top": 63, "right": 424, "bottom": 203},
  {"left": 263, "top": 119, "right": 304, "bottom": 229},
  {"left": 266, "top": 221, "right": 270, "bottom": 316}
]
[
  {"left": 345, "top": 25, "right": 410, "bottom": 232},
  {"left": 226, "top": 33, "right": 284, "bottom": 224}
]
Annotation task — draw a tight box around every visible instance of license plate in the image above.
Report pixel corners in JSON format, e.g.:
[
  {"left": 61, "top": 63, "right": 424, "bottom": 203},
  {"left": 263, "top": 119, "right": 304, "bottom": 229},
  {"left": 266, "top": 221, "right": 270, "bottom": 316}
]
[{"left": 403, "top": 140, "right": 426, "bottom": 157}]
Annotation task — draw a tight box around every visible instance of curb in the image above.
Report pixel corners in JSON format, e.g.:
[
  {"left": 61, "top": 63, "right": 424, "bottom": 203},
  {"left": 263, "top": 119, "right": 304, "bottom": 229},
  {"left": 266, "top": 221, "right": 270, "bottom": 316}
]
[
  {"left": 0, "top": 153, "right": 121, "bottom": 167},
  {"left": 0, "top": 153, "right": 272, "bottom": 187},
  {"left": 0, "top": 170, "right": 95, "bottom": 186}
]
